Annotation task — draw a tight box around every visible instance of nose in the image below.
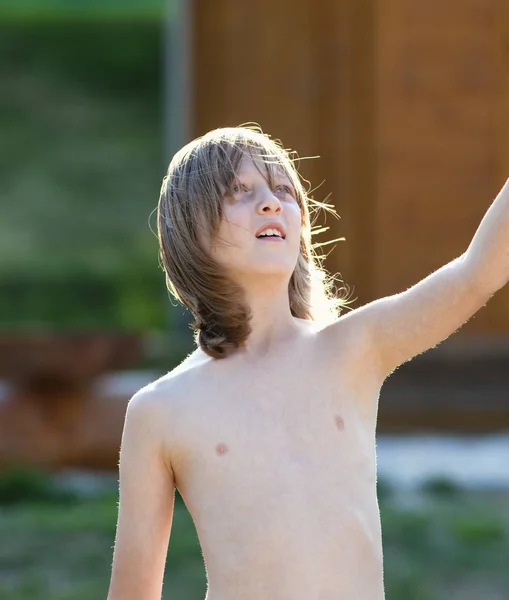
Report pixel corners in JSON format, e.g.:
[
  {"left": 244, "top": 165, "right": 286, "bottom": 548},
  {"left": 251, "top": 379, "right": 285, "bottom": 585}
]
[{"left": 256, "top": 187, "right": 282, "bottom": 214}]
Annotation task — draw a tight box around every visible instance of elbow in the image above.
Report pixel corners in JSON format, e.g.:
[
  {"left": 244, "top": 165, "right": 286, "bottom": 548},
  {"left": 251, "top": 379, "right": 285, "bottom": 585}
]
[{"left": 460, "top": 251, "right": 502, "bottom": 303}]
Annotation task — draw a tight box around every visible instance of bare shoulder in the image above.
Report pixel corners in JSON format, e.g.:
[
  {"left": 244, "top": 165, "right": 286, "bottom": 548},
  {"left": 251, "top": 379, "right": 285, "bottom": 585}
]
[
  {"left": 130, "top": 348, "right": 212, "bottom": 414},
  {"left": 109, "top": 354, "right": 214, "bottom": 600},
  {"left": 318, "top": 306, "right": 373, "bottom": 354},
  {"left": 125, "top": 348, "right": 214, "bottom": 450},
  {"left": 312, "top": 307, "right": 385, "bottom": 391}
]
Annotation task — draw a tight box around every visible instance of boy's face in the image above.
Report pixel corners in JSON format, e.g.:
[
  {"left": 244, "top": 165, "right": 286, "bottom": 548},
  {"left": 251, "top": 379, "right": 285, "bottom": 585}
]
[{"left": 209, "top": 155, "right": 302, "bottom": 285}]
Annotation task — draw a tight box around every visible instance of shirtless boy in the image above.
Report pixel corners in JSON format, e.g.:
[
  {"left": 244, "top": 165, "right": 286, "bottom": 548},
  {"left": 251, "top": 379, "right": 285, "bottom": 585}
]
[{"left": 107, "top": 126, "right": 509, "bottom": 600}]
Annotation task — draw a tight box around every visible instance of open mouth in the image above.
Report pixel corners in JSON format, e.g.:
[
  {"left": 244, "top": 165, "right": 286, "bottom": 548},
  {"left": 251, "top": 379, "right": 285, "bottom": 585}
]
[
  {"left": 255, "top": 226, "right": 286, "bottom": 240},
  {"left": 257, "top": 235, "right": 284, "bottom": 241}
]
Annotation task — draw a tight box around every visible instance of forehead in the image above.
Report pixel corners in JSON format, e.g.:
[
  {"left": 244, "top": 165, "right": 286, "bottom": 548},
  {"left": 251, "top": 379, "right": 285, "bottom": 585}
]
[{"left": 236, "top": 154, "right": 292, "bottom": 181}]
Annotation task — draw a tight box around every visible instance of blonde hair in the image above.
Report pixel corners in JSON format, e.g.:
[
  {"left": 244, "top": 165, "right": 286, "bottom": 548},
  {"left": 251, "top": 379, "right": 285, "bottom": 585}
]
[{"left": 157, "top": 125, "right": 349, "bottom": 358}]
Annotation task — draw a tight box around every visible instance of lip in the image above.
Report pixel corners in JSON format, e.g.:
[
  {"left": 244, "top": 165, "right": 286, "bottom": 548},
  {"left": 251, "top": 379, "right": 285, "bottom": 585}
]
[{"left": 255, "top": 222, "right": 286, "bottom": 239}]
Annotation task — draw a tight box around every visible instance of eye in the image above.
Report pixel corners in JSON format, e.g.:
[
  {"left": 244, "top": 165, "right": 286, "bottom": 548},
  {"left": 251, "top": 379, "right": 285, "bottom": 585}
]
[
  {"left": 231, "top": 182, "right": 248, "bottom": 194},
  {"left": 222, "top": 182, "right": 242, "bottom": 198},
  {"left": 275, "top": 184, "right": 294, "bottom": 196}
]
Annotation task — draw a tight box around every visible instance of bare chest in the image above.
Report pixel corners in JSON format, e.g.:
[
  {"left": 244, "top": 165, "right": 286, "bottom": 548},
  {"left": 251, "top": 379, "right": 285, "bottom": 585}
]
[
  {"left": 169, "top": 358, "right": 378, "bottom": 516},
  {"left": 161, "top": 334, "right": 385, "bottom": 599}
]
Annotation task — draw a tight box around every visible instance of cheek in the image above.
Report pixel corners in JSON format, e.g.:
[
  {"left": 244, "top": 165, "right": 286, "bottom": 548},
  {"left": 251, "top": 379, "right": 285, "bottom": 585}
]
[
  {"left": 289, "top": 204, "right": 304, "bottom": 238},
  {"left": 288, "top": 199, "right": 302, "bottom": 223},
  {"left": 217, "top": 220, "right": 244, "bottom": 248},
  {"left": 212, "top": 219, "right": 248, "bottom": 260},
  {"left": 219, "top": 206, "right": 251, "bottom": 243}
]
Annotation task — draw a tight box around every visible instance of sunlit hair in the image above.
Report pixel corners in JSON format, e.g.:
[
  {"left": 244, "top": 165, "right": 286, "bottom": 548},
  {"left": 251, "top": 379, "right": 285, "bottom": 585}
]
[{"left": 157, "top": 125, "right": 349, "bottom": 359}]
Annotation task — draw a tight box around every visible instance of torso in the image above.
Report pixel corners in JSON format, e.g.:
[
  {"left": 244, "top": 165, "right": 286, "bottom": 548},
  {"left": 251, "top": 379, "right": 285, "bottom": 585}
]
[{"left": 158, "top": 318, "right": 385, "bottom": 600}]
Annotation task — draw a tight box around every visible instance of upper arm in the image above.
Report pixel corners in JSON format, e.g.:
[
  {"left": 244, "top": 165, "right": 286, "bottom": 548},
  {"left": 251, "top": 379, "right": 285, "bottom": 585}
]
[
  {"left": 107, "top": 387, "right": 175, "bottom": 600},
  {"left": 349, "top": 254, "right": 490, "bottom": 379}
]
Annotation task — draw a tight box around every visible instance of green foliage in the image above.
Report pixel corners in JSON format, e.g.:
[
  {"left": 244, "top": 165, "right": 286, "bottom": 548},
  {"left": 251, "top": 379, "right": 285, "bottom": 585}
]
[
  {"left": 449, "top": 515, "right": 505, "bottom": 545},
  {"left": 0, "top": 0, "right": 167, "bottom": 21},
  {"left": 0, "top": 21, "right": 173, "bottom": 331},
  {"left": 0, "top": 270, "right": 169, "bottom": 330},
  {"left": 0, "top": 466, "right": 78, "bottom": 506},
  {"left": 381, "top": 494, "right": 509, "bottom": 599},
  {"left": 0, "top": 481, "right": 206, "bottom": 600},
  {"left": 420, "top": 476, "right": 463, "bottom": 498},
  {"left": 376, "top": 477, "right": 393, "bottom": 501},
  {"left": 382, "top": 506, "right": 436, "bottom": 561},
  {"left": 0, "top": 21, "right": 163, "bottom": 99},
  {"left": 386, "top": 573, "right": 434, "bottom": 600}
]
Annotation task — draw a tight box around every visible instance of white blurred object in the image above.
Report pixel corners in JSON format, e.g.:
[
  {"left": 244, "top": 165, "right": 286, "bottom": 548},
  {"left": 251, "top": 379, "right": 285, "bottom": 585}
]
[
  {"left": 92, "top": 370, "right": 159, "bottom": 398},
  {"left": 377, "top": 434, "right": 509, "bottom": 490}
]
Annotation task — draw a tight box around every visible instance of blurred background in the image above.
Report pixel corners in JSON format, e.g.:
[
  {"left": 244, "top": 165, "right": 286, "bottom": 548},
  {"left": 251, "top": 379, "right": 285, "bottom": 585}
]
[{"left": 1, "top": 0, "right": 509, "bottom": 598}]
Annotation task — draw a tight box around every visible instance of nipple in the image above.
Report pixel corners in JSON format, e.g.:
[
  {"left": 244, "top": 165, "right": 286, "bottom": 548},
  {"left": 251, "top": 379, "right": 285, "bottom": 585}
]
[
  {"left": 334, "top": 415, "right": 345, "bottom": 431},
  {"left": 215, "top": 443, "right": 229, "bottom": 456}
]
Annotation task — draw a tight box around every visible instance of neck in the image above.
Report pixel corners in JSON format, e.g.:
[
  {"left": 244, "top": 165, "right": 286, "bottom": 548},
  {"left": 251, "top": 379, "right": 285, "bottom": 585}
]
[{"left": 238, "top": 279, "right": 300, "bottom": 357}]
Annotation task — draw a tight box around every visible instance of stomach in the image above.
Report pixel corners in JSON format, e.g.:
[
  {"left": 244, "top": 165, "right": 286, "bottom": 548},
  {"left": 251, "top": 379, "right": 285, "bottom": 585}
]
[{"left": 197, "top": 494, "right": 384, "bottom": 600}]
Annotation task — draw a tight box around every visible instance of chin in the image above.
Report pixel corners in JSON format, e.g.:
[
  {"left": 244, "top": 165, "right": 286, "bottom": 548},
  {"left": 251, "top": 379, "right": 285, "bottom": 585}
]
[{"left": 247, "top": 260, "right": 297, "bottom": 279}]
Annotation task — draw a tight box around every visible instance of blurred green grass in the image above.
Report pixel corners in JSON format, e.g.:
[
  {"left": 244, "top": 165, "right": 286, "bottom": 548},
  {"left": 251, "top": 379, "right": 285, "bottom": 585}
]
[
  {"left": 382, "top": 493, "right": 509, "bottom": 599},
  {"left": 0, "top": 0, "right": 167, "bottom": 21},
  {"left": 0, "top": 20, "right": 174, "bottom": 331},
  {"left": 0, "top": 22, "right": 163, "bottom": 277},
  {"left": 0, "top": 491, "right": 206, "bottom": 600},
  {"left": 1, "top": 469, "right": 508, "bottom": 600}
]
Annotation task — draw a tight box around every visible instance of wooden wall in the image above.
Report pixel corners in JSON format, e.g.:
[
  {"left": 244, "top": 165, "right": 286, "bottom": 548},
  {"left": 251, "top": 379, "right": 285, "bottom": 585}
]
[
  {"left": 191, "top": 0, "right": 509, "bottom": 336},
  {"left": 375, "top": 0, "right": 509, "bottom": 333},
  {"left": 191, "top": 0, "right": 377, "bottom": 302}
]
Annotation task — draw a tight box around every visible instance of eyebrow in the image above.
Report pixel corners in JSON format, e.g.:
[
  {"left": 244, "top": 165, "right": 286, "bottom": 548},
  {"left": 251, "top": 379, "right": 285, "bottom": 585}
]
[
  {"left": 274, "top": 173, "right": 293, "bottom": 184},
  {"left": 236, "top": 168, "right": 291, "bottom": 180}
]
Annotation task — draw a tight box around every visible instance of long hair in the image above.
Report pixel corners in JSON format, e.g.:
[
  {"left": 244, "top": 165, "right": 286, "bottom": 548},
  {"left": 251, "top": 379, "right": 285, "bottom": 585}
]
[{"left": 157, "top": 125, "right": 349, "bottom": 359}]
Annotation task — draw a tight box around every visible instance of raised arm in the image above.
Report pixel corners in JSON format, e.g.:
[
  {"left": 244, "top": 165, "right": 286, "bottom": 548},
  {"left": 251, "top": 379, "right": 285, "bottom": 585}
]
[
  {"left": 107, "top": 387, "right": 175, "bottom": 600},
  {"left": 350, "top": 178, "right": 509, "bottom": 379}
]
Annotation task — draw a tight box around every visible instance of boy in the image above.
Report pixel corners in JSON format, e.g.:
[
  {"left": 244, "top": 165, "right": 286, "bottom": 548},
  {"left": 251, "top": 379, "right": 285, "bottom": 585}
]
[{"left": 107, "top": 126, "right": 509, "bottom": 600}]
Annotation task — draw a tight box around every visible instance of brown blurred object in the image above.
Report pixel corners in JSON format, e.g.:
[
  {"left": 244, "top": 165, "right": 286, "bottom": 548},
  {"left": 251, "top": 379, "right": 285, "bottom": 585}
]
[
  {"left": 0, "top": 333, "right": 143, "bottom": 471},
  {"left": 379, "top": 337, "right": 509, "bottom": 432}
]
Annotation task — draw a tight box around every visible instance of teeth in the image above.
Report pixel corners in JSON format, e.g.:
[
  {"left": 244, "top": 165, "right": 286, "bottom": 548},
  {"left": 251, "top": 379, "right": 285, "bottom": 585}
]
[{"left": 259, "top": 228, "right": 282, "bottom": 238}]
